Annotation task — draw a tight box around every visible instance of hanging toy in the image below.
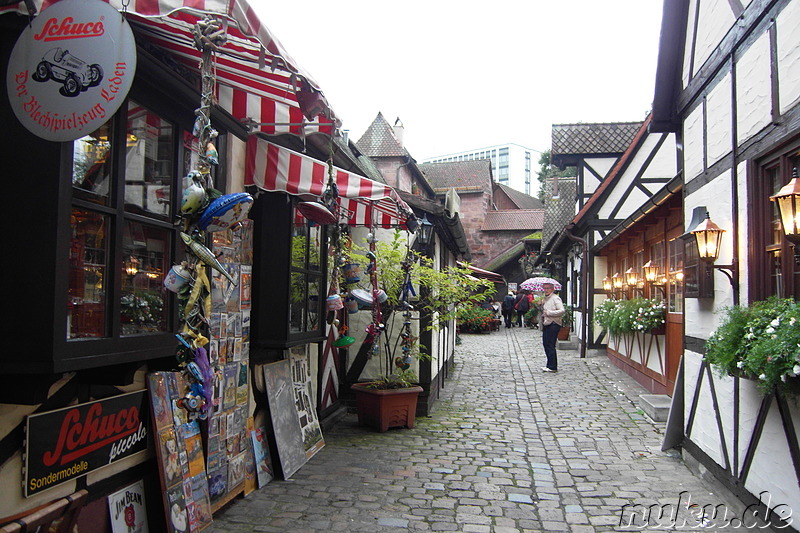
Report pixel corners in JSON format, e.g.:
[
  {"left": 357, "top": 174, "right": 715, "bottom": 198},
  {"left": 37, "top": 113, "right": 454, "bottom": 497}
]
[
  {"left": 180, "top": 232, "right": 236, "bottom": 285},
  {"left": 205, "top": 129, "right": 219, "bottom": 166},
  {"left": 181, "top": 171, "right": 208, "bottom": 214},
  {"left": 205, "top": 142, "right": 219, "bottom": 166}
]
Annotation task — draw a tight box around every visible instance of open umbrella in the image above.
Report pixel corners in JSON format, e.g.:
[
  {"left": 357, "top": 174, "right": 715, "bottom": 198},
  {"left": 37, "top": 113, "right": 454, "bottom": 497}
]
[{"left": 520, "top": 277, "right": 561, "bottom": 292}]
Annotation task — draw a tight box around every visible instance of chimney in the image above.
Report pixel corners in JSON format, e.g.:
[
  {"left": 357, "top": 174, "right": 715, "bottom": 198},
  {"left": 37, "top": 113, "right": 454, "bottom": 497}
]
[{"left": 393, "top": 117, "right": 404, "bottom": 147}]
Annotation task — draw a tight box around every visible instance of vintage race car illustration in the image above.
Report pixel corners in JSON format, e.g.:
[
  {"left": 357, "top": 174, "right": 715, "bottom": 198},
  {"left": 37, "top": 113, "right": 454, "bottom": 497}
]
[{"left": 31, "top": 48, "right": 103, "bottom": 97}]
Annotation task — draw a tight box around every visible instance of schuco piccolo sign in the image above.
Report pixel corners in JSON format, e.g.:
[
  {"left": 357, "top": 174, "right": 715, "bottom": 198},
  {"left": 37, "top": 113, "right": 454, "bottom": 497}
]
[
  {"left": 6, "top": 0, "right": 136, "bottom": 142},
  {"left": 25, "top": 391, "right": 149, "bottom": 497}
]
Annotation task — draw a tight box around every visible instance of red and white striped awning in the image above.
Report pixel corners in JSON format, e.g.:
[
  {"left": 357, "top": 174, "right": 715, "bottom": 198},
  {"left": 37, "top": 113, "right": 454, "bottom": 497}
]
[
  {"left": 1, "top": 0, "right": 336, "bottom": 136},
  {"left": 245, "top": 137, "right": 415, "bottom": 229}
]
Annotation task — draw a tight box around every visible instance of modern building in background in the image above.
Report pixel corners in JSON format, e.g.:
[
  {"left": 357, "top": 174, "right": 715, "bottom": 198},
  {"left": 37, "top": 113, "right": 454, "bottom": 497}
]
[{"left": 424, "top": 143, "right": 539, "bottom": 196}]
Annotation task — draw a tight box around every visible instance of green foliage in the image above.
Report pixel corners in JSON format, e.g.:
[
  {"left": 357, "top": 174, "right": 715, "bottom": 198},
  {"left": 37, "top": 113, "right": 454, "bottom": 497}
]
[
  {"left": 706, "top": 297, "right": 800, "bottom": 395},
  {"left": 562, "top": 305, "right": 574, "bottom": 328},
  {"left": 365, "top": 369, "right": 419, "bottom": 390},
  {"left": 594, "top": 298, "right": 665, "bottom": 335},
  {"left": 536, "top": 149, "right": 576, "bottom": 200},
  {"left": 524, "top": 306, "right": 539, "bottom": 328},
  {"left": 356, "top": 230, "right": 495, "bottom": 327},
  {"left": 456, "top": 306, "right": 496, "bottom": 333}
]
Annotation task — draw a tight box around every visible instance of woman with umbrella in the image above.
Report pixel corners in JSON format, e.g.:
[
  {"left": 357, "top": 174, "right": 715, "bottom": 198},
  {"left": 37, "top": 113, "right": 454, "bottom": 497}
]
[{"left": 520, "top": 277, "right": 565, "bottom": 372}]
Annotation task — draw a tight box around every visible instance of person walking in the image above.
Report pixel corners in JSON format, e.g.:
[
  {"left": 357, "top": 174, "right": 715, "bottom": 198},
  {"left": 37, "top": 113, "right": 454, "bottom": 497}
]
[
  {"left": 539, "top": 282, "right": 565, "bottom": 372},
  {"left": 513, "top": 290, "right": 529, "bottom": 327},
  {"left": 501, "top": 291, "right": 516, "bottom": 328}
]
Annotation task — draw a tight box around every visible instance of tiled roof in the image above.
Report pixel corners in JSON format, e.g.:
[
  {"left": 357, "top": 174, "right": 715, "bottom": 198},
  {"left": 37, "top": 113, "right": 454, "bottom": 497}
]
[
  {"left": 482, "top": 242, "right": 525, "bottom": 272},
  {"left": 355, "top": 112, "right": 408, "bottom": 157},
  {"left": 418, "top": 160, "right": 492, "bottom": 193},
  {"left": 494, "top": 183, "right": 544, "bottom": 209},
  {"left": 551, "top": 121, "right": 643, "bottom": 156},
  {"left": 481, "top": 210, "right": 544, "bottom": 231}
]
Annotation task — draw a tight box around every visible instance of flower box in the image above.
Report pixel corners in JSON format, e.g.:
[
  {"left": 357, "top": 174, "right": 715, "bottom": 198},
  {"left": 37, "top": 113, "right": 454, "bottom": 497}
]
[{"left": 351, "top": 383, "right": 423, "bottom": 432}]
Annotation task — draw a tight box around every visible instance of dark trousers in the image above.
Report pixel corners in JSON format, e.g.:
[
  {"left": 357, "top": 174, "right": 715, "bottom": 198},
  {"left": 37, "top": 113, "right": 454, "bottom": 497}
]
[
  {"left": 502, "top": 310, "right": 513, "bottom": 328},
  {"left": 515, "top": 310, "right": 525, "bottom": 327},
  {"left": 542, "top": 322, "right": 560, "bottom": 370}
]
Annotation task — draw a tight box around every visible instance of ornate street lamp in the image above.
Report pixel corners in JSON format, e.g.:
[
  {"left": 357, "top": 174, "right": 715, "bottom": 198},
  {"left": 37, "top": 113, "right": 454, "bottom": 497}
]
[
  {"left": 643, "top": 260, "right": 659, "bottom": 283},
  {"left": 770, "top": 168, "right": 800, "bottom": 252},
  {"left": 416, "top": 213, "right": 434, "bottom": 247},
  {"left": 602, "top": 276, "right": 612, "bottom": 293}
]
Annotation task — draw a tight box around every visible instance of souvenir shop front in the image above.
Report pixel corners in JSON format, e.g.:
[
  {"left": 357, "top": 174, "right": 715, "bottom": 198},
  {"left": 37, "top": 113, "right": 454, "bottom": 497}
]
[{"left": 0, "top": 1, "right": 412, "bottom": 531}]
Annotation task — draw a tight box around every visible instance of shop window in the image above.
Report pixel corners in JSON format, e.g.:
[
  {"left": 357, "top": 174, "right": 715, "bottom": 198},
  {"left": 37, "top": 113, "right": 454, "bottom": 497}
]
[
  {"left": 68, "top": 209, "right": 110, "bottom": 338},
  {"left": 668, "top": 238, "right": 684, "bottom": 313},
  {"left": 68, "top": 100, "right": 176, "bottom": 341},
  {"left": 750, "top": 142, "right": 800, "bottom": 300},
  {"left": 648, "top": 241, "right": 665, "bottom": 301},
  {"left": 289, "top": 217, "right": 324, "bottom": 334}
]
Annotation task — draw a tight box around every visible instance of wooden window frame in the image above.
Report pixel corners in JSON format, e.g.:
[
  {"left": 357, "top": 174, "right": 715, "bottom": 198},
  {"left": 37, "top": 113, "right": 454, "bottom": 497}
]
[{"left": 748, "top": 136, "right": 800, "bottom": 301}]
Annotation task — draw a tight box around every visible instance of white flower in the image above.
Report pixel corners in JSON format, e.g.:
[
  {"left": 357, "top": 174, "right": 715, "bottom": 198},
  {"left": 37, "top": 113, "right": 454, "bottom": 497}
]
[
  {"left": 793, "top": 364, "right": 800, "bottom": 376},
  {"left": 782, "top": 374, "right": 787, "bottom": 382},
  {"left": 770, "top": 318, "right": 780, "bottom": 327},
  {"left": 766, "top": 327, "right": 775, "bottom": 334},
  {"left": 737, "top": 361, "right": 745, "bottom": 369},
  {"left": 759, "top": 373, "right": 767, "bottom": 380},
  {"left": 791, "top": 317, "right": 796, "bottom": 326}
]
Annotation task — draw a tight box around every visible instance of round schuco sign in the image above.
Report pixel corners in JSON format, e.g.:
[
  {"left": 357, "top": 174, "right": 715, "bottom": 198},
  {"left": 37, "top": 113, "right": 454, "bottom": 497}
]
[{"left": 6, "top": 0, "right": 136, "bottom": 142}]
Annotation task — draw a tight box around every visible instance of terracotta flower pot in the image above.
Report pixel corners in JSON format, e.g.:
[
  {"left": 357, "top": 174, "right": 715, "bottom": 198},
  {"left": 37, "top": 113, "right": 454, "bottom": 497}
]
[
  {"left": 351, "top": 383, "right": 423, "bottom": 432},
  {"left": 557, "top": 326, "right": 571, "bottom": 340}
]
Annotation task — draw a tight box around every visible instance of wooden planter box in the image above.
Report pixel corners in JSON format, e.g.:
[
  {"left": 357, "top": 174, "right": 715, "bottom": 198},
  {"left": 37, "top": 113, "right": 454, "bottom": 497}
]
[{"left": 351, "top": 383, "right": 423, "bottom": 432}]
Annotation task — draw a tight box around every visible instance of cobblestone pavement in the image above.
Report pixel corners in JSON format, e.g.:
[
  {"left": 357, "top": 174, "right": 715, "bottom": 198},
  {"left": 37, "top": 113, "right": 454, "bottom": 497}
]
[{"left": 211, "top": 327, "right": 754, "bottom": 532}]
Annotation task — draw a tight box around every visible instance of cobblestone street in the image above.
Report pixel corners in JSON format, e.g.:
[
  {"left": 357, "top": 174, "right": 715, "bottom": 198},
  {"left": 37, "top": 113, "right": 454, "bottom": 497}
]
[{"left": 211, "top": 327, "right": 752, "bottom": 532}]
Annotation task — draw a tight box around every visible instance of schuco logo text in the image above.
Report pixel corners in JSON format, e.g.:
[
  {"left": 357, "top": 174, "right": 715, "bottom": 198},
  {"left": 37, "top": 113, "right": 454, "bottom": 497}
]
[
  {"left": 43, "top": 403, "right": 141, "bottom": 467},
  {"left": 34, "top": 16, "right": 105, "bottom": 42}
]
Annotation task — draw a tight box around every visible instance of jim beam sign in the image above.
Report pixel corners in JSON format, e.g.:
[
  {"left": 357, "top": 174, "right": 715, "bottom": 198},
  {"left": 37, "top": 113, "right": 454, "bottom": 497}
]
[
  {"left": 25, "top": 391, "right": 149, "bottom": 497},
  {"left": 6, "top": 0, "right": 136, "bottom": 142}
]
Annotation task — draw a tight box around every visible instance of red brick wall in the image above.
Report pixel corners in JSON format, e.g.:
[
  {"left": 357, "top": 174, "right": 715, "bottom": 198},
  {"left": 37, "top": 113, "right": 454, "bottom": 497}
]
[{"left": 455, "top": 191, "right": 532, "bottom": 267}]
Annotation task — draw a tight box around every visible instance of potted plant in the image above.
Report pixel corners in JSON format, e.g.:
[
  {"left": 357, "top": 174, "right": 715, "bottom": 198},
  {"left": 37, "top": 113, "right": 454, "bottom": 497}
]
[
  {"left": 456, "top": 306, "right": 496, "bottom": 333},
  {"left": 705, "top": 296, "right": 800, "bottom": 396},
  {"left": 557, "top": 304, "right": 574, "bottom": 340},
  {"left": 346, "top": 230, "right": 495, "bottom": 430},
  {"left": 594, "top": 298, "right": 665, "bottom": 337},
  {"left": 350, "top": 369, "right": 424, "bottom": 432}
]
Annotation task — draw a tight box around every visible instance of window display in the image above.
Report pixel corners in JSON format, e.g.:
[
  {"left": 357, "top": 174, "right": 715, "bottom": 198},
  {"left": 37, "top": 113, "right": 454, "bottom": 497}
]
[{"left": 68, "top": 209, "right": 109, "bottom": 339}]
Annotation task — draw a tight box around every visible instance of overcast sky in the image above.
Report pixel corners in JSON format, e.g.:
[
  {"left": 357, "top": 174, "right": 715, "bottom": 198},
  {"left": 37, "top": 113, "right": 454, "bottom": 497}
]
[{"left": 250, "top": 1, "right": 664, "bottom": 161}]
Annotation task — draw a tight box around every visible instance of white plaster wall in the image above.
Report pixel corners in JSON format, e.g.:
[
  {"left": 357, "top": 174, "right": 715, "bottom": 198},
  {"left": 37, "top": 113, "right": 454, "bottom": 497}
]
[
  {"left": 644, "top": 335, "right": 667, "bottom": 375},
  {"left": 682, "top": 0, "right": 699, "bottom": 89},
  {"left": 584, "top": 157, "right": 616, "bottom": 180},
  {"left": 736, "top": 377, "right": 762, "bottom": 476},
  {"left": 683, "top": 351, "right": 702, "bottom": 430},
  {"left": 777, "top": 0, "right": 800, "bottom": 114},
  {"left": 693, "top": 0, "right": 736, "bottom": 75},
  {"left": 683, "top": 105, "right": 705, "bottom": 181},
  {"left": 228, "top": 134, "right": 246, "bottom": 193},
  {"left": 597, "top": 135, "right": 653, "bottom": 219},
  {"left": 736, "top": 160, "right": 750, "bottom": 305},
  {"left": 685, "top": 352, "right": 727, "bottom": 465},
  {"left": 744, "top": 395, "right": 800, "bottom": 512},
  {"left": 709, "top": 370, "right": 735, "bottom": 474},
  {"left": 736, "top": 32, "right": 773, "bottom": 145},
  {"left": 706, "top": 73, "right": 732, "bottom": 166},
  {"left": 644, "top": 133, "right": 678, "bottom": 178}
]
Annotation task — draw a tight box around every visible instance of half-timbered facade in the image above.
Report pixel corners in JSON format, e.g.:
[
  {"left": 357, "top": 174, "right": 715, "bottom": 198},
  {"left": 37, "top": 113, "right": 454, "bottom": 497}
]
[
  {"left": 653, "top": 0, "right": 800, "bottom": 525},
  {"left": 543, "top": 119, "right": 678, "bottom": 368}
]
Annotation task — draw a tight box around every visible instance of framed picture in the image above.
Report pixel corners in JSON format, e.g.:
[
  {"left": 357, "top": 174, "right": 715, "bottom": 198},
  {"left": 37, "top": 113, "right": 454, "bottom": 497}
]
[{"left": 108, "top": 480, "right": 149, "bottom": 533}]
